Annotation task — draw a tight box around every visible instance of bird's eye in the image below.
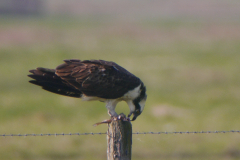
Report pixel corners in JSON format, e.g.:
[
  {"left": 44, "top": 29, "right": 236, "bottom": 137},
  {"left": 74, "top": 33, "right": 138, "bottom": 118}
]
[{"left": 136, "top": 110, "right": 140, "bottom": 114}]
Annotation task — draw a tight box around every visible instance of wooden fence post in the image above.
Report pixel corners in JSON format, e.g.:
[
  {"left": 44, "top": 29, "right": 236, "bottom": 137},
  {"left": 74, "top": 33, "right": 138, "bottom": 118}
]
[{"left": 107, "top": 114, "right": 132, "bottom": 160}]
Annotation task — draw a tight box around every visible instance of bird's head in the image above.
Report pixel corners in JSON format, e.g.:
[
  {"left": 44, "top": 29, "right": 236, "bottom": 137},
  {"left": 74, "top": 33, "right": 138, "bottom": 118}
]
[{"left": 131, "top": 85, "right": 147, "bottom": 121}]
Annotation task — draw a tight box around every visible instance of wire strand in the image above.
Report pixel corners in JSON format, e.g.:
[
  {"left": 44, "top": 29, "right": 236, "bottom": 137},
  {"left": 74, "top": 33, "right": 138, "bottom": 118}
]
[{"left": 0, "top": 130, "right": 239, "bottom": 137}]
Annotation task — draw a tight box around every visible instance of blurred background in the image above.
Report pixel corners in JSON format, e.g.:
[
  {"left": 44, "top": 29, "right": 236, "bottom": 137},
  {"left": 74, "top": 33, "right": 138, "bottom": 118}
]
[{"left": 0, "top": 0, "right": 240, "bottom": 159}]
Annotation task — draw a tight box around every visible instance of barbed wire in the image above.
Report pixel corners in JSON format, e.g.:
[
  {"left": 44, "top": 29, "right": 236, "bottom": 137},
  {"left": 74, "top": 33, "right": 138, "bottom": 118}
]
[
  {"left": 0, "top": 132, "right": 106, "bottom": 137},
  {"left": 0, "top": 130, "right": 239, "bottom": 137},
  {"left": 132, "top": 130, "right": 240, "bottom": 135}
]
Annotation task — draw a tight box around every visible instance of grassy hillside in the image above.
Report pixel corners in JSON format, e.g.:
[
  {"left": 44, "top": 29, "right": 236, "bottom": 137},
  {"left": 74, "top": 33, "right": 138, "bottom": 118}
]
[{"left": 0, "top": 17, "right": 240, "bottom": 160}]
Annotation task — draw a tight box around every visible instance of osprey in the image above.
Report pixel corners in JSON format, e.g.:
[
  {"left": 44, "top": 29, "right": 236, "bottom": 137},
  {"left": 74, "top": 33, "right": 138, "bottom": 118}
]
[{"left": 28, "top": 59, "right": 147, "bottom": 121}]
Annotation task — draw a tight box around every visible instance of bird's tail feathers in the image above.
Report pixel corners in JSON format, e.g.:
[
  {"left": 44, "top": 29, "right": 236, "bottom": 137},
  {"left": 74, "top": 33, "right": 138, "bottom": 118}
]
[{"left": 28, "top": 67, "right": 82, "bottom": 98}]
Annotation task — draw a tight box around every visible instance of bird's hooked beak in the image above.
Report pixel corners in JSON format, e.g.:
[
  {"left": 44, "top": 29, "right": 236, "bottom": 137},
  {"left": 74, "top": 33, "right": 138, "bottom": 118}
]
[{"left": 131, "top": 109, "right": 141, "bottom": 121}]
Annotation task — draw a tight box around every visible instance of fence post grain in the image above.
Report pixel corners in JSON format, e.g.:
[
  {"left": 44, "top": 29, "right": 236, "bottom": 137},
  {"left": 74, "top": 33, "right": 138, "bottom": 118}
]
[{"left": 107, "top": 115, "right": 132, "bottom": 160}]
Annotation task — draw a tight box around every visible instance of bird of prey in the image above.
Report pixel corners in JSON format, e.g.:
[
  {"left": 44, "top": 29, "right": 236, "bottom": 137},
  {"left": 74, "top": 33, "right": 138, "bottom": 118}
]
[{"left": 28, "top": 59, "right": 147, "bottom": 121}]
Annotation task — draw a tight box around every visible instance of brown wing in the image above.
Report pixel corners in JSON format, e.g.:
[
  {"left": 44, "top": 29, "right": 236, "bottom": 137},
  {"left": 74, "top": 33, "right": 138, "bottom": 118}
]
[{"left": 55, "top": 59, "right": 141, "bottom": 99}]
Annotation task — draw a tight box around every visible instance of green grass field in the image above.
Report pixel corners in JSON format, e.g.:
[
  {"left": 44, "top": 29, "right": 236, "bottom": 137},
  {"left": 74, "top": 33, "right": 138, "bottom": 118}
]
[{"left": 0, "top": 17, "right": 240, "bottom": 160}]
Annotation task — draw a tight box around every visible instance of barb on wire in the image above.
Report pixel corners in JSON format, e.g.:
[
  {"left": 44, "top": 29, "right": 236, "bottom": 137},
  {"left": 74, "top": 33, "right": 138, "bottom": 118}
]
[{"left": 0, "top": 130, "right": 239, "bottom": 137}]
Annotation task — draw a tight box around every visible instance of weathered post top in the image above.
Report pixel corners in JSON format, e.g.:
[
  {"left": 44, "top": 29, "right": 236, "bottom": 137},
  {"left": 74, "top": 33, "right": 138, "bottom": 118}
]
[{"left": 107, "top": 114, "right": 132, "bottom": 160}]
